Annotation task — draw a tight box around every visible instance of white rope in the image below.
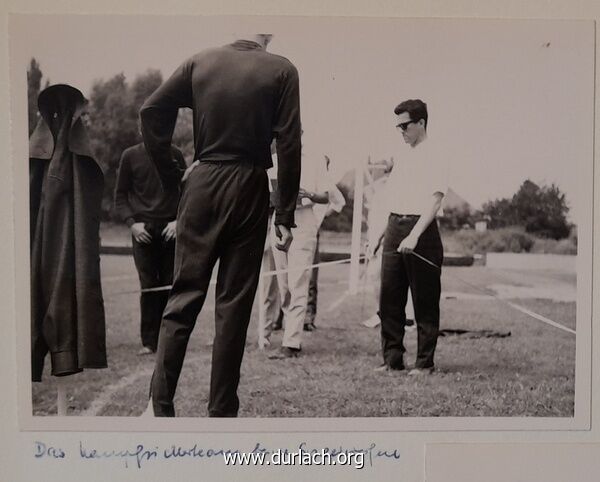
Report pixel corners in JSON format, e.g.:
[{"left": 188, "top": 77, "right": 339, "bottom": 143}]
[{"left": 111, "top": 256, "right": 366, "bottom": 295}]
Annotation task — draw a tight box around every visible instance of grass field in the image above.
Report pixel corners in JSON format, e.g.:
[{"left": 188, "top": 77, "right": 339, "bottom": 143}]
[{"left": 32, "top": 254, "right": 576, "bottom": 418}]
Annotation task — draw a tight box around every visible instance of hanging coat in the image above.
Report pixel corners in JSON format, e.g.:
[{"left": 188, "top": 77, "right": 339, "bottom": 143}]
[{"left": 29, "top": 84, "right": 107, "bottom": 382}]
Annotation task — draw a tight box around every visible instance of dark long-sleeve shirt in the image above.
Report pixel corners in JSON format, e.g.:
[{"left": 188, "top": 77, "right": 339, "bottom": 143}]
[
  {"left": 114, "top": 143, "right": 187, "bottom": 226},
  {"left": 140, "top": 39, "right": 301, "bottom": 228}
]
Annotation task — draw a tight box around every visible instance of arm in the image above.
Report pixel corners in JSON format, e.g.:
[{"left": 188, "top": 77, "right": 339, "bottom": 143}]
[
  {"left": 397, "top": 192, "right": 444, "bottom": 253},
  {"left": 140, "top": 61, "right": 193, "bottom": 190},
  {"left": 272, "top": 64, "right": 302, "bottom": 229},
  {"left": 299, "top": 187, "right": 329, "bottom": 204},
  {"left": 161, "top": 146, "right": 189, "bottom": 242},
  {"left": 367, "top": 215, "right": 388, "bottom": 258},
  {"left": 114, "top": 151, "right": 135, "bottom": 227},
  {"left": 172, "top": 146, "right": 188, "bottom": 172}
]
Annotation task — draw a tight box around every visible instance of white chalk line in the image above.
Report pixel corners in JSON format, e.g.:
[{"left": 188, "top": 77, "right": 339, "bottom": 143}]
[
  {"left": 80, "top": 354, "right": 205, "bottom": 416},
  {"left": 504, "top": 301, "right": 576, "bottom": 335},
  {"left": 80, "top": 367, "right": 154, "bottom": 417},
  {"left": 445, "top": 270, "right": 576, "bottom": 336}
]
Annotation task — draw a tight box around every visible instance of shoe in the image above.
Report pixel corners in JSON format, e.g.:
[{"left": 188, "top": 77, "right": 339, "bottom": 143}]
[
  {"left": 137, "top": 346, "right": 155, "bottom": 356},
  {"left": 303, "top": 322, "right": 317, "bottom": 332},
  {"left": 268, "top": 346, "right": 301, "bottom": 359},
  {"left": 408, "top": 366, "right": 435, "bottom": 376},
  {"left": 362, "top": 314, "right": 381, "bottom": 328},
  {"left": 374, "top": 362, "right": 405, "bottom": 372}
]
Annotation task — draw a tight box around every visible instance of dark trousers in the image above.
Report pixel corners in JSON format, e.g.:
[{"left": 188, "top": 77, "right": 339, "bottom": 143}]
[
  {"left": 379, "top": 214, "right": 443, "bottom": 369},
  {"left": 131, "top": 221, "right": 175, "bottom": 351},
  {"left": 305, "top": 231, "right": 320, "bottom": 324},
  {"left": 151, "top": 161, "right": 269, "bottom": 417}
]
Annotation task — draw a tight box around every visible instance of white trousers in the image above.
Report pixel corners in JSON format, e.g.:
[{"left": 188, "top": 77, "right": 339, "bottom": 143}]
[{"left": 271, "top": 207, "right": 318, "bottom": 349}]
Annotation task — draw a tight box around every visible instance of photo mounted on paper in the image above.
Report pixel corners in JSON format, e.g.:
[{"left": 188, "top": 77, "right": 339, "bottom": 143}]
[{"left": 8, "top": 14, "right": 594, "bottom": 430}]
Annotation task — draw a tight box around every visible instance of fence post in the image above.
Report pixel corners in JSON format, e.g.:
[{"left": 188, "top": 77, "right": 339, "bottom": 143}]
[{"left": 349, "top": 161, "right": 365, "bottom": 294}]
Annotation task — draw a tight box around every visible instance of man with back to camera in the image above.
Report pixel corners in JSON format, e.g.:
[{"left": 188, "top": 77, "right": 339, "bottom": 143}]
[
  {"left": 370, "top": 99, "right": 447, "bottom": 375},
  {"left": 114, "top": 137, "right": 187, "bottom": 356},
  {"left": 140, "top": 33, "right": 301, "bottom": 417}
]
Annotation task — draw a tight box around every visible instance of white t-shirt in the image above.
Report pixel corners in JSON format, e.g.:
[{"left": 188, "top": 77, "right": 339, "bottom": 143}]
[{"left": 384, "top": 139, "right": 448, "bottom": 216}]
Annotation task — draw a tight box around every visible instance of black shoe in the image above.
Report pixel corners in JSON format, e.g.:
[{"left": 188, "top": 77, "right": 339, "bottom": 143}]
[
  {"left": 303, "top": 322, "right": 317, "bottom": 332},
  {"left": 272, "top": 310, "right": 283, "bottom": 331},
  {"left": 268, "top": 346, "right": 301, "bottom": 359}
]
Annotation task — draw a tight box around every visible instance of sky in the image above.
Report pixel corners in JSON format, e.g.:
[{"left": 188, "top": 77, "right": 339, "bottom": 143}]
[{"left": 11, "top": 15, "right": 595, "bottom": 223}]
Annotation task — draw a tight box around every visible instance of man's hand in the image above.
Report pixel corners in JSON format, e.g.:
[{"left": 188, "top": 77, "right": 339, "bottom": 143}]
[
  {"left": 366, "top": 230, "right": 385, "bottom": 259},
  {"left": 366, "top": 235, "right": 384, "bottom": 259},
  {"left": 274, "top": 224, "right": 293, "bottom": 252},
  {"left": 297, "top": 188, "right": 313, "bottom": 201},
  {"left": 397, "top": 234, "right": 419, "bottom": 254},
  {"left": 131, "top": 222, "right": 152, "bottom": 244},
  {"left": 181, "top": 160, "right": 200, "bottom": 183},
  {"left": 162, "top": 221, "right": 177, "bottom": 242}
]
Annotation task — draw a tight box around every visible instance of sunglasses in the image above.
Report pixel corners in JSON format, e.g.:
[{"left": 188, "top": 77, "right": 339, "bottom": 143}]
[{"left": 396, "top": 120, "right": 418, "bottom": 131}]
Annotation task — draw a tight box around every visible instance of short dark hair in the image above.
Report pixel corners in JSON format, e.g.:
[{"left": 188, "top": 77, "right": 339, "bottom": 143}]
[{"left": 394, "top": 99, "right": 428, "bottom": 129}]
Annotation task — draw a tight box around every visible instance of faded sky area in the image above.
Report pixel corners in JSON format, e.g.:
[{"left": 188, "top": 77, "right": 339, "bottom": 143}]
[{"left": 11, "top": 15, "right": 595, "bottom": 222}]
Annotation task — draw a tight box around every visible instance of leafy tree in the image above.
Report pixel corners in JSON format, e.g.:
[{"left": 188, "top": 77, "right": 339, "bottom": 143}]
[
  {"left": 130, "top": 69, "right": 163, "bottom": 112},
  {"left": 482, "top": 197, "right": 515, "bottom": 229},
  {"left": 86, "top": 69, "right": 194, "bottom": 219},
  {"left": 87, "top": 73, "right": 138, "bottom": 218},
  {"left": 483, "top": 179, "right": 570, "bottom": 239},
  {"left": 511, "top": 180, "right": 570, "bottom": 239}
]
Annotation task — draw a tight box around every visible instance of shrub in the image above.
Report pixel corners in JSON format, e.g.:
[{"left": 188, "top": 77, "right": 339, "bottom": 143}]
[{"left": 442, "top": 226, "right": 536, "bottom": 255}]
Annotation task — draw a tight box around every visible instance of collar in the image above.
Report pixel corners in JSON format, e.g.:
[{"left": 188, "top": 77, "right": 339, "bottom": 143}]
[{"left": 230, "top": 39, "right": 263, "bottom": 51}]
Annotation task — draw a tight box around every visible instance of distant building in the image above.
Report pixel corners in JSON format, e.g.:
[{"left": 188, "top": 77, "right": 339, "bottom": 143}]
[{"left": 475, "top": 220, "right": 488, "bottom": 232}]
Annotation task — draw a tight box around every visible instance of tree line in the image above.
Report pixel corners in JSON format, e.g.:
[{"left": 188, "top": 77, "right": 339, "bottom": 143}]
[
  {"left": 28, "top": 58, "right": 573, "bottom": 239},
  {"left": 27, "top": 58, "right": 193, "bottom": 220}
]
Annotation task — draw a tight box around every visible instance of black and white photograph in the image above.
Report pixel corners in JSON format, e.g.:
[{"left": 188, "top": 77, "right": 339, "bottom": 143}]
[{"left": 10, "top": 14, "right": 593, "bottom": 428}]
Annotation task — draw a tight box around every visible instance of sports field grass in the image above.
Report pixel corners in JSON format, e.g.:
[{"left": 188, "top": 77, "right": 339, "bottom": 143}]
[{"left": 32, "top": 255, "right": 576, "bottom": 418}]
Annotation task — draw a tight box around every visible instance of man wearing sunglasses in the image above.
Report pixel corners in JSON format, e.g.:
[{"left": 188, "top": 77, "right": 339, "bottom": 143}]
[{"left": 370, "top": 99, "right": 447, "bottom": 376}]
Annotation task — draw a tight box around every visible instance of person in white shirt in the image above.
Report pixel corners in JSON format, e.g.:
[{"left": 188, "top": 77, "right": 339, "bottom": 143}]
[
  {"left": 269, "top": 151, "right": 329, "bottom": 358},
  {"left": 370, "top": 99, "right": 447, "bottom": 375}
]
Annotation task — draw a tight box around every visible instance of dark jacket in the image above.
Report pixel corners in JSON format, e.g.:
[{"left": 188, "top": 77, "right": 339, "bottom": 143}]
[
  {"left": 114, "top": 143, "right": 187, "bottom": 227},
  {"left": 29, "top": 84, "right": 107, "bottom": 382},
  {"left": 140, "top": 39, "right": 301, "bottom": 228}
]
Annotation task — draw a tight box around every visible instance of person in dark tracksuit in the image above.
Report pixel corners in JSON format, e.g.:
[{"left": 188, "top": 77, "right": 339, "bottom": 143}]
[
  {"left": 114, "top": 142, "right": 187, "bottom": 355},
  {"left": 370, "top": 99, "right": 447, "bottom": 376},
  {"left": 140, "top": 34, "right": 301, "bottom": 417}
]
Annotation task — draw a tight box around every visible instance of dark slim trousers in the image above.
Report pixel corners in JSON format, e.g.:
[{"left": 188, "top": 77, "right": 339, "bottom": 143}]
[
  {"left": 151, "top": 161, "right": 269, "bottom": 417},
  {"left": 131, "top": 221, "right": 175, "bottom": 352},
  {"left": 379, "top": 214, "right": 443, "bottom": 369}
]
